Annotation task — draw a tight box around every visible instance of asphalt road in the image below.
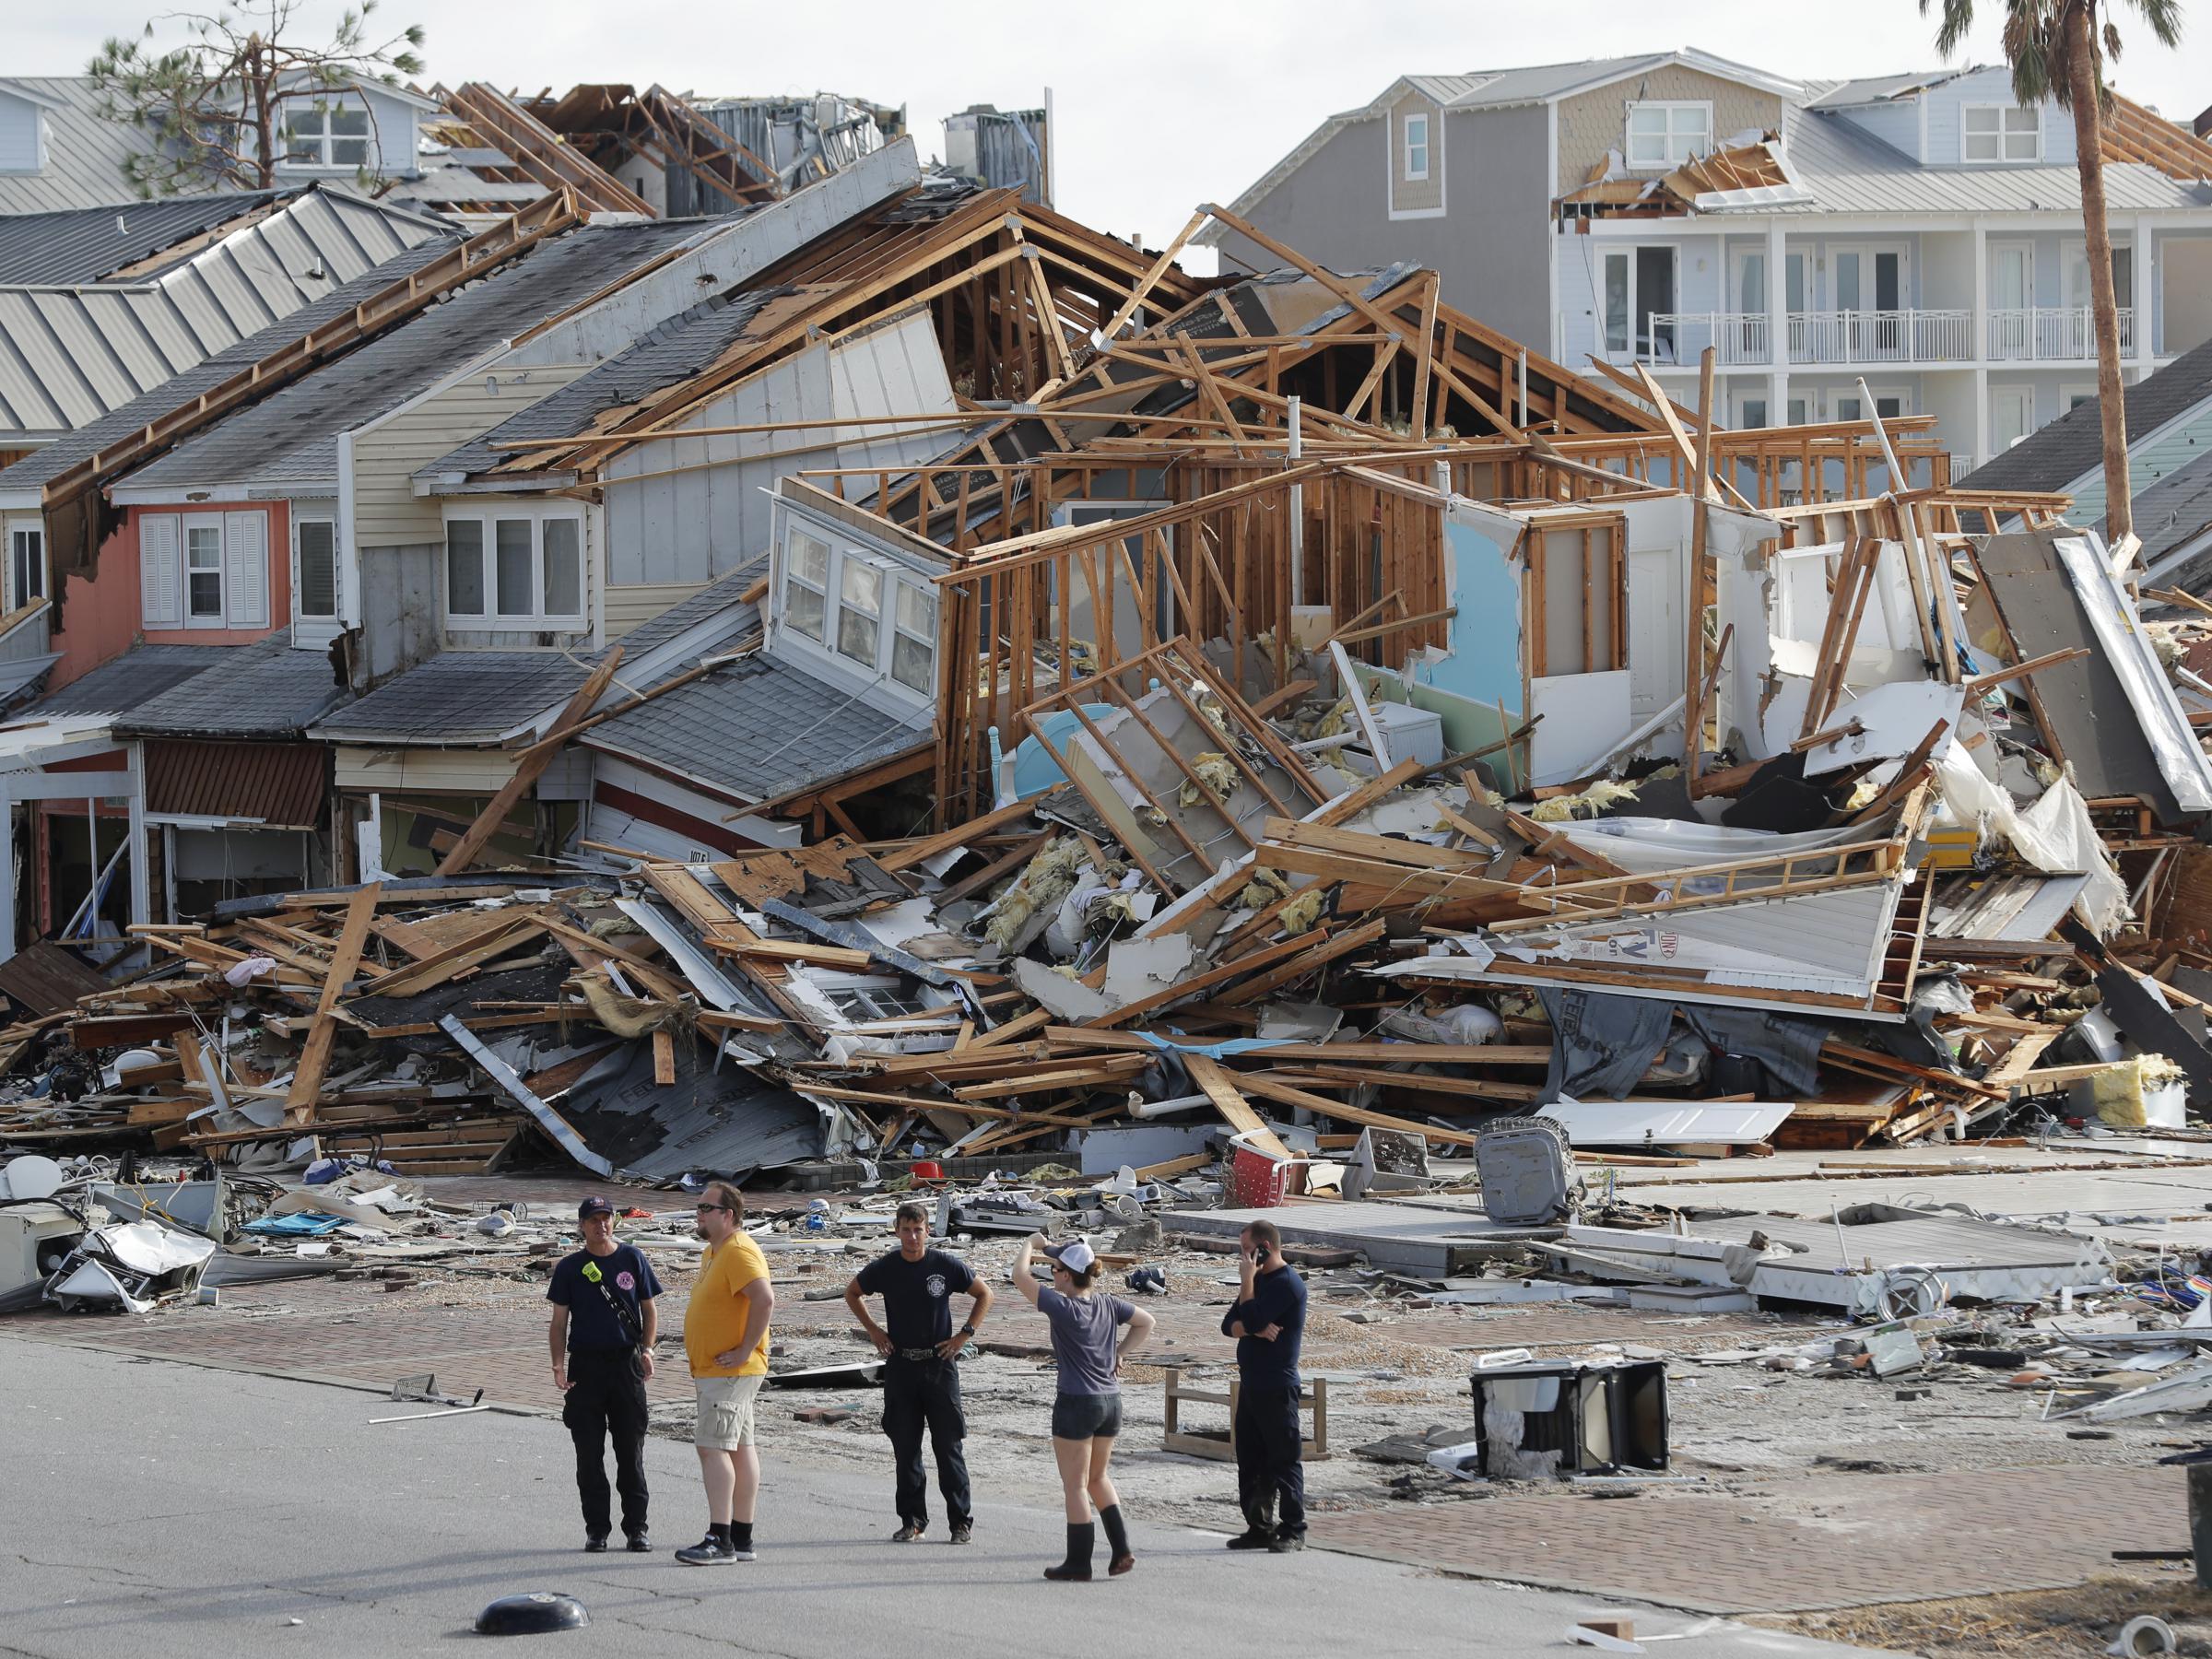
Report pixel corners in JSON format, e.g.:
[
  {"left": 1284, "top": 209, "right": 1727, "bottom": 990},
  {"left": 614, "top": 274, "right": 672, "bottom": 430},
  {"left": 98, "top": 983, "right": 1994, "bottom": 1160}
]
[{"left": 0, "top": 1337, "right": 1885, "bottom": 1658}]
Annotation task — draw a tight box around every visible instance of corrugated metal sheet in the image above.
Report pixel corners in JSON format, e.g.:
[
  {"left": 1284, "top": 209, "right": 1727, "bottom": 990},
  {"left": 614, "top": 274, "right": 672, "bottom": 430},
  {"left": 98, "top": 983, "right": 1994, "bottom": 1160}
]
[
  {"left": 0, "top": 192, "right": 288, "bottom": 285},
  {"left": 551, "top": 1037, "right": 827, "bottom": 1180},
  {"left": 145, "top": 739, "right": 325, "bottom": 828},
  {"left": 0, "top": 187, "right": 454, "bottom": 446}
]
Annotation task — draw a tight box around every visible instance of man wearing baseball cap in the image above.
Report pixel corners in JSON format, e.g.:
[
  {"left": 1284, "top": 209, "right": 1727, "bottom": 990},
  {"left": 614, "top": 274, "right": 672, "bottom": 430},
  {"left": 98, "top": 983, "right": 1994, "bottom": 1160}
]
[{"left": 547, "top": 1196, "right": 664, "bottom": 1551}]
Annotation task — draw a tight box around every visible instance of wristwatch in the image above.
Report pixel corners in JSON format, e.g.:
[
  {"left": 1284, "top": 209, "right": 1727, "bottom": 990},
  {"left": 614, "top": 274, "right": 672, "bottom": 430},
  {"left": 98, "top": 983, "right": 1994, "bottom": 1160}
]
[{"left": 959, "top": 1323, "right": 977, "bottom": 1337}]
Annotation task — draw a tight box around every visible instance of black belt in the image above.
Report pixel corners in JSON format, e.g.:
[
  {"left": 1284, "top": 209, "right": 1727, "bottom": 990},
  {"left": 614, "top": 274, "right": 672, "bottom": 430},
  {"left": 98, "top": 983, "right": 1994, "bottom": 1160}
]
[{"left": 895, "top": 1347, "right": 948, "bottom": 1361}]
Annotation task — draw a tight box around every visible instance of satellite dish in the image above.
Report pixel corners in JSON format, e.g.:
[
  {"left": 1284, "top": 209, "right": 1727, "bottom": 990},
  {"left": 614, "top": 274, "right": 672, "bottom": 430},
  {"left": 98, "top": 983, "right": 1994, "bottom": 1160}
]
[
  {"left": 475, "top": 1593, "right": 588, "bottom": 1636},
  {"left": 0, "top": 1155, "right": 65, "bottom": 1202}
]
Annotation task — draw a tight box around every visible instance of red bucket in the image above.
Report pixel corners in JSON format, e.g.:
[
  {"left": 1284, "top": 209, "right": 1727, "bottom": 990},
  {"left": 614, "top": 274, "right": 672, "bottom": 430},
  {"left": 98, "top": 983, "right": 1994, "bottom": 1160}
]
[
  {"left": 909, "top": 1160, "right": 946, "bottom": 1182},
  {"left": 1229, "top": 1145, "right": 1291, "bottom": 1208}
]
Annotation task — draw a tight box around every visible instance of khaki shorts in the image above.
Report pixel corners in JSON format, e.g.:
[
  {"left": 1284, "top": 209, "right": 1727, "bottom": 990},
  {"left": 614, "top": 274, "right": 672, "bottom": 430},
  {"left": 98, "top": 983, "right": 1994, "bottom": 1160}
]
[{"left": 694, "top": 1374, "right": 764, "bottom": 1449}]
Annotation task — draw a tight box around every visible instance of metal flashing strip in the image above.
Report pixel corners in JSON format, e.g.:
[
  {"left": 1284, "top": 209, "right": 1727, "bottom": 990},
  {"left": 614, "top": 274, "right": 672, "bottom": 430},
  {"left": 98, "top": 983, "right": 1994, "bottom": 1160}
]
[{"left": 438, "top": 1013, "right": 612, "bottom": 1177}]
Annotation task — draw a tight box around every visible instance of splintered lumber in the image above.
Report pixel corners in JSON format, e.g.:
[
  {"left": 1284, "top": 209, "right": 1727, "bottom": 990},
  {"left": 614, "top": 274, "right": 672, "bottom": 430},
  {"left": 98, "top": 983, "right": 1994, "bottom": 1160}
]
[
  {"left": 360, "top": 912, "right": 547, "bottom": 1000},
  {"left": 1184, "top": 1054, "right": 1291, "bottom": 1159},
  {"left": 652, "top": 1030, "right": 677, "bottom": 1086},
  {"left": 1237, "top": 1071, "right": 1478, "bottom": 1147},
  {"left": 284, "top": 881, "right": 382, "bottom": 1124},
  {"left": 437, "top": 647, "right": 624, "bottom": 876},
  {"left": 1214, "top": 916, "right": 1388, "bottom": 1005},
  {"left": 875, "top": 791, "right": 1051, "bottom": 872}
]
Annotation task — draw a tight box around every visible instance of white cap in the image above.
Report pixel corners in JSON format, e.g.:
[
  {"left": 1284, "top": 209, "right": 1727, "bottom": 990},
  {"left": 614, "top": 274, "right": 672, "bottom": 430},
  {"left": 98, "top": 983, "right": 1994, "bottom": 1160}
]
[{"left": 1048, "top": 1237, "right": 1097, "bottom": 1274}]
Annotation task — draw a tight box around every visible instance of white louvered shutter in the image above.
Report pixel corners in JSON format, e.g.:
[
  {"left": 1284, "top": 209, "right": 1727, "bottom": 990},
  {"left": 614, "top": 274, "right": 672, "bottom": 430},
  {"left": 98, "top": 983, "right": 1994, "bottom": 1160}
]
[
  {"left": 225, "top": 511, "right": 269, "bottom": 628},
  {"left": 139, "top": 512, "right": 181, "bottom": 628}
]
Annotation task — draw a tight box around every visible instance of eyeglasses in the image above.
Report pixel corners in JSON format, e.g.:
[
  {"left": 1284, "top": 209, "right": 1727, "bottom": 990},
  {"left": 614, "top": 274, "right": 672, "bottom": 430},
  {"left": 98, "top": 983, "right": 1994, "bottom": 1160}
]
[{"left": 693, "top": 1204, "right": 731, "bottom": 1213}]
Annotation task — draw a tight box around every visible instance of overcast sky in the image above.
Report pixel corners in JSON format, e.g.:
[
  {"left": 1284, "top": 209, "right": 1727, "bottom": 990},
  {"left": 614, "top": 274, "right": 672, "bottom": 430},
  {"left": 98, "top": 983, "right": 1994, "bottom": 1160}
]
[{"left": 16, "top": 0, "right": 2206, "bottom": 265}]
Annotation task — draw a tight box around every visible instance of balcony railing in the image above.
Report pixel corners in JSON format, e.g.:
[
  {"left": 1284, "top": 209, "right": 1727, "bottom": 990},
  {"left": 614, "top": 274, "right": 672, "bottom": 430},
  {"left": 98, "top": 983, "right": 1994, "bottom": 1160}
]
[
  {"left": 1789, "top": 309, "right": 1973, "bottom": 365},
  {"left": 1641, "top": 312, "right": 1770, "bottom": 367},
  {"left": 1985, "top": 306, "right": 2134, "bottom": 360}
]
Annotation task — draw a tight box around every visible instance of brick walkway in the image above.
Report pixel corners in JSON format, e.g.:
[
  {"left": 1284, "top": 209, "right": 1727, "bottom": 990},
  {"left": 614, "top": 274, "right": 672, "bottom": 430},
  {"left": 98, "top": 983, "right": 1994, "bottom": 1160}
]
[{"left": 1307, "top": 1465, "right": 2191, "bottom": 1613}]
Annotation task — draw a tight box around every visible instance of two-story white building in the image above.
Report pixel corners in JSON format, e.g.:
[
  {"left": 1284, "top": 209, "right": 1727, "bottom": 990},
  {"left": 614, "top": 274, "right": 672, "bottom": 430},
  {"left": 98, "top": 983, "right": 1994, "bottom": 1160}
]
[{"left": 1203, "top": 50, "right": 2212, "bottom": 471}]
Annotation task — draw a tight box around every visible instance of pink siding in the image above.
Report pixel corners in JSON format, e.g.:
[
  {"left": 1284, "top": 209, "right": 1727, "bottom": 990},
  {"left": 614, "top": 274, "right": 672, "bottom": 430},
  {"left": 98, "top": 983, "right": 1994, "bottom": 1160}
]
[{"left": 48, "top": 501, "right": 294, "bottom": 691}]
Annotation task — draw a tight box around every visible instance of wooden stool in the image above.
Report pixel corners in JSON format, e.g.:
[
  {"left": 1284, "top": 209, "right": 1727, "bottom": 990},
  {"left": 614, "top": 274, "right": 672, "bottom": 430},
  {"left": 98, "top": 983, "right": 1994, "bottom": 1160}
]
[{"left": 1161, "top": 1367, "right": 1328, "bottom": 1461}]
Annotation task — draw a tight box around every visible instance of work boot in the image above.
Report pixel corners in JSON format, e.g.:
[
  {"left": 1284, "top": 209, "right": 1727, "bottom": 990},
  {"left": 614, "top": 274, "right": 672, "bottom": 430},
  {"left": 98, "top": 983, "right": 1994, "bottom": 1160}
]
[
  {"left": 891, "top": 1520, "right": 926, "bottom": 1542},
  {"left": 625, "top": 1533, "right": 653, "bottom": 1553},
  {"left": 675, "top": 1533, "right": 737, "bottom": 1566},
  {"left": 1267, "top": 1532, "right": 1307, "bottom": 1554},
  {"left": 1225, "top": 1528, "right": 1275, "bottom": 1550},
  {"left": 583, "top": 1534, "right": 609, "bottom": 1553},
  {"left": 948, "top": 1522, "right": 972, "bottom": 1546}
]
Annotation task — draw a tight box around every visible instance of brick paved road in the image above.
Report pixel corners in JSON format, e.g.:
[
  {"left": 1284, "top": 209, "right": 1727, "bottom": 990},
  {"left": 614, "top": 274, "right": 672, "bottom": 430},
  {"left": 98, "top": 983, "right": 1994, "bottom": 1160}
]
[{"left": 1308, "top": 1465, "right": 2191, "bottom": 1612}]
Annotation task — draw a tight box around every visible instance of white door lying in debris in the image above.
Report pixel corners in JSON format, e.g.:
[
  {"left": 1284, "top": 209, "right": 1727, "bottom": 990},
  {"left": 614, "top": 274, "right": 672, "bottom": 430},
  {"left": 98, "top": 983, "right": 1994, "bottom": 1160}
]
[{"left": 1627, "top": 547, "right": 1684, "bottom": 739}]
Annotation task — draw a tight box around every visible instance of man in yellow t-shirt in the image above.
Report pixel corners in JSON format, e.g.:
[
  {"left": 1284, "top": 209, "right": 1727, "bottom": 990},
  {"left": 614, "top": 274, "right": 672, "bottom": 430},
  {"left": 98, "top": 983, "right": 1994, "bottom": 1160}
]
[{"left": 674, "top": 1180, "right": 776, "bottom": 1566}]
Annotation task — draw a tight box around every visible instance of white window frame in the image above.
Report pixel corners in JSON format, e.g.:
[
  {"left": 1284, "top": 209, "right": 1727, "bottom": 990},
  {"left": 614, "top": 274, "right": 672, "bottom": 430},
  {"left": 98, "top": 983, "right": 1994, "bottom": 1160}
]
[
  {"left": 182, "top": 513, "right": 227, "bottom": 628},
  {"left": 1403, "top": 112, "right": 1430, "bottom": 182},
  {"left": 1626, "top": 100, "right": 1712, "bottom": 168},
  {"left": 1833, "top": 385, "right": 1913, "bottom": 421},
  {"left": 2062, "top": 382, "right": 2097, "bottom": 413},
  {"left": 294, "top": 515, "right": 339, "bottom": 621},
  {"left": 1963, "top": 103, "right": 2041, "bottom": 163},
  {"left": 770, "top": 511, "right": 940, "bottom": 713},
  {"left": 889, "top": 578, "right": 937, "bottom": 696},
  {"left": 281, "top": 97, "right": 373, "bottom": 171},
  {"left": 6, "top": 523, "right": 43, "bottom": 609},
  {"left": 441, "top": 508, "right": 587, "bottom": 631}
]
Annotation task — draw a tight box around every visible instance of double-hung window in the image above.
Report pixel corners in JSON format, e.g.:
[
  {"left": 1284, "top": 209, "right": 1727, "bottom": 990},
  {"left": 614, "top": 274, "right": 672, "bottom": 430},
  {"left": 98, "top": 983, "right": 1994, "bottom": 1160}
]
[
  {"left": 285, "top": 100, "right": 371, "bottom": 169},
  {"left": 774, "top": 514, "right": 941, "bottom": 706},
  {"left": 1964, "top": 104, "right": 2040, "bottom": 162},
  {"left": 138, "top": 510, "right": 269, "bottom": 630},
  {"left": 890, "top": 582, "right": 936, "bottom": 693},
  {"left": 185, "top": 522, "right": 225, "bottom": 621},
  {"left": 444, "top": 512, "right": 586, "bottom": 629},
  {"left": 1403, "top": 112, "right": 1430, "bottom": 181},
  {"left": 1626, "top": 101, "right": 1712, "bottom": 167},
  {"left": 6, "top": 525, "right": 42, "bottom": 609},
  {"left": 836, "top": 559, "right": 884, "bottom": 666}
]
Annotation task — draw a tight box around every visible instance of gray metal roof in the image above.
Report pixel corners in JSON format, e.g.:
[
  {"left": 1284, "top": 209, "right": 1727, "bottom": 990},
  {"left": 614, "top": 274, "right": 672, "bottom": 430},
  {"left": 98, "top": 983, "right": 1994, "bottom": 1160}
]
[
  {"left": 23, "top": 635, "right": 347, "bottom": 735},
  {"left": 0, "top": 185, "right": 456, "bottom": 446},
  {"left": 419, "top": 284, "right": 789, "bottom": 482},
  {"left": 0, "top": 77, "right": 168, "bottom": 215},
  {"left": 0, "top": 192, "right": 284, "bottom": 285},
  {"left": 120, "top": 219, "right": 710, "bottom": 493},
  {"left": 1960, "top": 334, "right": 2212, "bottom": 495},
  {"left": 1805, "top": 69, "right": 1971, "bottom": 111},
  {"left": 311, "top": 651, "right": 591, "bottom": 745},
  {"left": 582, "top": 651, "right": 924, "bottom": 805},
  {"left": 1773, "top": 105, "right": 2212, "bottom": 218},
  {"left": 0, "top": 237, "right": 456, "bottom": 494}
]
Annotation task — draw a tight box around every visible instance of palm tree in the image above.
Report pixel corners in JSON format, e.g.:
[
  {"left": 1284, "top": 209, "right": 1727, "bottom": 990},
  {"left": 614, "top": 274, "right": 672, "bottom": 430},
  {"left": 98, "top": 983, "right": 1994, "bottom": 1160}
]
[{"left": 1922, "top": 0, "right": 2183, "bottom": 544}]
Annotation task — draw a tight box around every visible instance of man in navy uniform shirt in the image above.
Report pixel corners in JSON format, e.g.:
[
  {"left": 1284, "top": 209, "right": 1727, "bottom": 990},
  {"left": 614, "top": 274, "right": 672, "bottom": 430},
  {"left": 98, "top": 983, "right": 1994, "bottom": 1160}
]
[
  {"left": 1218, "top": 1218, "right": 1309, "bottom": 1554},
  {"left": 547, "top": 1195, "right": 665, "bottom": 1551},
  {"left": 844, "top": 1200, "right": 994, "bottom": 1542}
]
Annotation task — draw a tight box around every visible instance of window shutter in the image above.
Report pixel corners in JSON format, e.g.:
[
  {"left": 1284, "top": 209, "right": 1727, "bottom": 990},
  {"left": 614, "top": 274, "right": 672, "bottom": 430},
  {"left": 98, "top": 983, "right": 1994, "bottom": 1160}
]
[
  {"left": 225, "top": 511, "right": 269, "bottom": 628},
  {"left": 139, "top": 513, "right": 182, "bottom": 628}
]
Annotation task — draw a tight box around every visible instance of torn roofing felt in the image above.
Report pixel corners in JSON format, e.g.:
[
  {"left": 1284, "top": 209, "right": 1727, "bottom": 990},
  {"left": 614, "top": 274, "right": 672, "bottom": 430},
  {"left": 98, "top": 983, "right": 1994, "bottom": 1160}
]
[{"left": 548, "top": 1036, "right": 827, "bottom": 1180}]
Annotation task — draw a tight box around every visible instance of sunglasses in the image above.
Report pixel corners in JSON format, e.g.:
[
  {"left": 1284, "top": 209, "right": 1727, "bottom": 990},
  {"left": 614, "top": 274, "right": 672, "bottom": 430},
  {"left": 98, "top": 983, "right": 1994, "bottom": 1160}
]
[{"left": 693, "top": 1203, "right": 732, "bottom": 1213}]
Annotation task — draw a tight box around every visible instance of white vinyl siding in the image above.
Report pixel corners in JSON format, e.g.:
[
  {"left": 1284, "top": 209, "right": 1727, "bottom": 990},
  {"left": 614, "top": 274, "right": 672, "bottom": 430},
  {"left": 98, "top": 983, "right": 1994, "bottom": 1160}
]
[
  {"left": 1964, "top": 104, "right": 2040, "bottom": 162},
  {"left": 1627, "top": 101, "right": 1712, "bottom": 167},
  {"left": 443, "top": 508, "right": 585, "bottom": 629}
]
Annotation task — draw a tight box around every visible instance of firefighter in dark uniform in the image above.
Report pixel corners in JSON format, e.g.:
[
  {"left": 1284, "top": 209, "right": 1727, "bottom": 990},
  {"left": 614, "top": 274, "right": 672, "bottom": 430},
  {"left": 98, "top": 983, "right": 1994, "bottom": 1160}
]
[
  {"left": 547, "top": 1195, "right": 664, "bottom": 1551},
  {"left": 844, "top": 1199, "right": 994, "bottom": 1542}
]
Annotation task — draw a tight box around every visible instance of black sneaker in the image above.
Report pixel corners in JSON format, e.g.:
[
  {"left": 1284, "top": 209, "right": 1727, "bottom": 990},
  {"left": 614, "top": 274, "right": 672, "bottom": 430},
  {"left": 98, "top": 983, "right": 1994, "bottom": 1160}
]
[
  {"left": 1267, "top": 1533, "right": 1306, "bottom": 1554},
  {"left": 948, "top": 1523, "right": 972, "bottom": 1546},
  {"left": 891, "top": 1521, "right": 925, "bottom": 1543},
  {"left": 583, "top": 1534, "right": 609, "bottom": 1553},
  {"left": 625, "top": 1533, "right": 653, "bottom": 1553},
  {"left": 675, "top": 1534, "right": 736, "bottom": 1566},
  {"left": 1225, "top": 1529, "right": 1275, "bottom": 1550}
]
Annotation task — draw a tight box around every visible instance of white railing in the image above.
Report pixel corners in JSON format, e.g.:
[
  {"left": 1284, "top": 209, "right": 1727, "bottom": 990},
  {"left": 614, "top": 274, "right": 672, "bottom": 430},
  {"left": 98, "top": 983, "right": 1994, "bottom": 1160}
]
[
  {"left": 1789, "top": 309, "right": 1974, "bottom": 364},
  {"left": 1641, "top": 312, "right": 1771, "bottom": 367},
  {"left": 1985, "top": 306, "right": 2134, "bottom": 360}
]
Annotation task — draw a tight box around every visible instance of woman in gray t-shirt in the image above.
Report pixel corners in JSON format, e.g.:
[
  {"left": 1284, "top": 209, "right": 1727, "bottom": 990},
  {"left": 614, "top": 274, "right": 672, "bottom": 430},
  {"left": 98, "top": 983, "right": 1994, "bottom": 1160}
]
[{"left": 1015, "top": 1231, "right": 1155, "bottom": 1582}]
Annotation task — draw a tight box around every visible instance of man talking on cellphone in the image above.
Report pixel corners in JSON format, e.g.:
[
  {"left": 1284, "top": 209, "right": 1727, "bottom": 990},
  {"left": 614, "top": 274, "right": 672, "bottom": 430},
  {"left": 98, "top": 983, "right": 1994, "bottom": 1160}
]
[{"left": 1218, "top": 1218, "right": 1308, "bottom": 1554}]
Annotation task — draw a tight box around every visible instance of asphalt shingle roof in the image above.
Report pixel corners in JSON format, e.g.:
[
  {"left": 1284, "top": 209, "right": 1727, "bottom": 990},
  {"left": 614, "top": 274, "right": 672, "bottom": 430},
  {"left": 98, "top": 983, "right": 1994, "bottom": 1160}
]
[
  {"left": 120, "top": 219, "right": 712, "bottom": 493},
  {"left": 312, "top": 652, "right": 592, "bottom": 745},
  {"left": 25, "top": 635, "right": 348, "bottom": 736},
  {"left": 1960, "top": 335, "right": 2212, "bottom": 496},
  {"left": 582, "top": 651, "right": 923, "bottom": 805},
  {"left": 0, "top": 191, "right": 286, "bottom": 285},
  {"left": 2136, "top": 451, "right": 2212, "bottom": 582},
  {"left": 420, "top": 285, "right": 790, "bottom": 482},
  {"left": 614, "top": 560, "right": 766, "bottom": 657}
]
